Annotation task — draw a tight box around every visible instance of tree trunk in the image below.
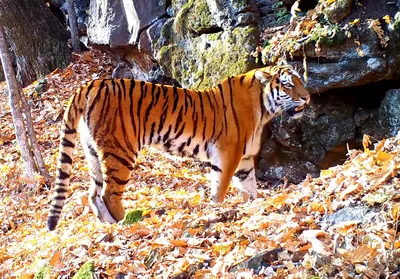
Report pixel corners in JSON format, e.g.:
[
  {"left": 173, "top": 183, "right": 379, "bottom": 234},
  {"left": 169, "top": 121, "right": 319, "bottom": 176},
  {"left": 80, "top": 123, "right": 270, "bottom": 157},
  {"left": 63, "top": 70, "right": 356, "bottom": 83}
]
[
  {"left": 0, "top": 0, "right": 71, "bottom": 86},
  {"left": 0, "top": 26, "right": 36, "bottom": 187},
  {"left": 66, "top": 0, "right": 81, "bottom": 52}
]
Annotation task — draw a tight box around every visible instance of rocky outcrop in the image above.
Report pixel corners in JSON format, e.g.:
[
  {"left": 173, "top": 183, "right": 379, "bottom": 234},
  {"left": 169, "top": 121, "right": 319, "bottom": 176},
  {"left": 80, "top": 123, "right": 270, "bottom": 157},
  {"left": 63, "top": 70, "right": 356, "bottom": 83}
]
[{"left": 83, "top": 0, "right": 400, "bottom": 184}]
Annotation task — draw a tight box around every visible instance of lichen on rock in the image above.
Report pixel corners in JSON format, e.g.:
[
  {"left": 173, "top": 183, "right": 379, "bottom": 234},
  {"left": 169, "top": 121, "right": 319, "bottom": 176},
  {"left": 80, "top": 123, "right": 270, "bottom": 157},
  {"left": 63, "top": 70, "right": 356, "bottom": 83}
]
[{"left": 158, "top": 25, "right": 259, "bottom": 89}]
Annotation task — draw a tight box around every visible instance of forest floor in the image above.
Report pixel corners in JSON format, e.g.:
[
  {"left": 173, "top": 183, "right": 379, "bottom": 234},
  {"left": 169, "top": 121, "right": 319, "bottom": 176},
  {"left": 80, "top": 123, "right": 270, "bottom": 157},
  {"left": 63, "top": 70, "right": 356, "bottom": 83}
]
[{"left": 0, "top": 50, "right": 400, "bottom": 279}]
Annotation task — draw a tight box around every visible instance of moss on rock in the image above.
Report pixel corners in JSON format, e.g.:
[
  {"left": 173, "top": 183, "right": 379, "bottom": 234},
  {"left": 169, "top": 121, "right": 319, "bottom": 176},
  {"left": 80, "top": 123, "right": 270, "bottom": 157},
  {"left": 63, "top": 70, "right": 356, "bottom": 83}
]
[
  {"left": 173, "top": 0, "right": 217, "bottom": 37},
  {"left": 158, "top": 25, "right": 259, "bottom": 89},
  {"left": 324, "top": 0, "right": 353, "bottom": 23}
]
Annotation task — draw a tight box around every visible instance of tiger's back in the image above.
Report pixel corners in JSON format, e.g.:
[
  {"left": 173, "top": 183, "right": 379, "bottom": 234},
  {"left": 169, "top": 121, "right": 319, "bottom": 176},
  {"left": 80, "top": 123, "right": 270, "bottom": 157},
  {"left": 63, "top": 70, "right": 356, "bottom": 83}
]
[{"left": 47, "top": 65, "right": 310, "bottom": 230}]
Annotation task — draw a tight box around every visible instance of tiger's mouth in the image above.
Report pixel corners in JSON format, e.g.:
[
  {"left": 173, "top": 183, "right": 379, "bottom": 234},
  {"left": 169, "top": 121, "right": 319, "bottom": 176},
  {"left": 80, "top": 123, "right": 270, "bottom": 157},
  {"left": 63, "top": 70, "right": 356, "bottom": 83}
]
[
  {"left": 295, "top": 104, "right": 305, "bottom": 112},
  {"left": 287, "top": 104, "right": 305, "bottom": 117}
]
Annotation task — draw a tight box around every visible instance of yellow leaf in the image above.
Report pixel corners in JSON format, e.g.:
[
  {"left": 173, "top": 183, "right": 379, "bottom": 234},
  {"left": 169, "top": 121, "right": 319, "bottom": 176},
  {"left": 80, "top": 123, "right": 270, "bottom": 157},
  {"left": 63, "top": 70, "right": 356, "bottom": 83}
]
[
  {"left": 350, "top": 18, "right": 360, "bottom": 25},
  {"left": 375, "top": 150, "right": 392, "bottom": 165},
  {"left": 212, "top": 241, "right": 234, "bottom": 256},
  {"left": 320, "top": 169, "right": 332, "bottom": 177},
  {"left": 362, "top": 134, "right": 371, "bottom": 152},
  {"left": 383, "top": 15, "right": 391, "bottom": 24}
]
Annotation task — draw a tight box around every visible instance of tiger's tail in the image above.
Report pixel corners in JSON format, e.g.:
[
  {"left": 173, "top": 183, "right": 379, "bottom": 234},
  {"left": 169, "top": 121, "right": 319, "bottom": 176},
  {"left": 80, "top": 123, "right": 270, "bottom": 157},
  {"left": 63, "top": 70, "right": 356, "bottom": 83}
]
[{"left": 47, "top": 86, "right": 86, "bottom": 231}]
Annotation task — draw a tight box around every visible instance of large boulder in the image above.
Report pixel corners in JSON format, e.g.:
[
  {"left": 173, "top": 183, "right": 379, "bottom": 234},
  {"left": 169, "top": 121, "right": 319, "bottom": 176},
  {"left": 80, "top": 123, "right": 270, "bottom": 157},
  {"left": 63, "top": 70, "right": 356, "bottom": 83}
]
[
  {"left": 87, "top": 0, "right": 167, "bottom": 47},
  {"left": 83, "top": 0, "right": 400, "bottom": 184}
]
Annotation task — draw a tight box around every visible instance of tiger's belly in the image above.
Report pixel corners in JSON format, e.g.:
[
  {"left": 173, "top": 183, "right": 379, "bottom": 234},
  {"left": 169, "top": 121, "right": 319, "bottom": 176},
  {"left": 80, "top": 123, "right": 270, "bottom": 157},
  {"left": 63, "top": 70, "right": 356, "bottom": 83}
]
[{"left": 152, "top": 139, "right": 211, "bottom": 162}]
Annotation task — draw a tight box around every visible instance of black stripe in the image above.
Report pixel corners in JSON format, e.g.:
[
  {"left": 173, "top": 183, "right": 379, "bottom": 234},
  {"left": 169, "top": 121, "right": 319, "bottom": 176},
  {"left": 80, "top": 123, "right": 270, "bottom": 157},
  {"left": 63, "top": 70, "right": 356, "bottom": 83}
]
[
  {"left": 55, "top": 187, "right": 67, "bottom": 193},
  {"left": 217, "top": 84, "right": 228, "bottom": 136},
  {"left": 149, "top": 122, "right": 156, "bottom": 145},
  {"left": 128, "top": 80, "right": 137, "bottom": 136},
  {"left": 184, "top": 89, "right": 189, "bottom": 114},
  {"left": 186, "top": 136, "right": 192, "bottom": 146},
  {"left": 54, "top": 196, "right": 66, "bottom": 201},
  {"left": 87, "top": 80, "right": 105, "bottom": 125},
  {"left": 197, "top": 90, "right": 205, "bottom": 120},
  {"left": 94, "top": 82, "right": 111, "bottom": 138},
  {"left": 117, "top": 81, "right": 135, "bottom": 156},
  {"left": 259, "top": 89, "right": 265, "bottom": 121},
  {"left": 172, "top": 87, "right": 179, "bottom": 113},
  {"left": 250, "top": 73, "right": 256, "bottom": 87},
  {"left": 91, "top": 176, "right": 103, "bottom": 187},
  {"left": 228, "top": 77, "right": 241, "bottom": 141},
  {"left": 240, "top": 75, "right": 245, "bottom": 84},
  {"left": 174, "top": 106, "right": 184, "bottom": 133},
  {"left": 60, "top": 152, "right": 72, "bottom": 164},
  {"left": 110, "top": 191, "right": 124, "bottom": 197},
  {"left": 210, "top": 164, "right": 222, "bottom": 172},
  {"left": 61, "top": 138, "right": 74, "bottom": 148},
  {"left": 163, "top": 126, "right": 172, "bottom": 142},
  {"left": 57, "top": 170, "right": 69, "bottom": 180},
  {"left": 178, "top": 142, "right": 186, "bottom": 153},
  {"left": 137, "top": 81, "right": 146, "bottom": 149},
  {"left": 154, "top": 86, "right": 161, "bottom": 107},
  {"left": 84, "top": 81, "right": 96, "bottom": 99},
  {"left": 234, "top": 168, "right": 253, "bottom": 181},
  {"left": 103, "top": 152, "right": 134, "bottom": 171},
  {"left": 242, "top": 134, "right": 247, "bottom": 155},
  {"left": 64, "top": 128, "right": 76, "bottom": 135},
  {"left": 174, "top": 123, "right": 185, "bottom": 140},
  {"left": 193, "top": 144, "right": 200, "bottom": 156},
  {"left": 111, "top": 176, "right": 130, "bottom": 185}
]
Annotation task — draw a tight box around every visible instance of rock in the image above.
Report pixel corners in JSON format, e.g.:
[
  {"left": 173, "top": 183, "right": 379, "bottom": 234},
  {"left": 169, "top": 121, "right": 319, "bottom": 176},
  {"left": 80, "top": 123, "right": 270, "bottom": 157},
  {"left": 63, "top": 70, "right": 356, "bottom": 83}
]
[
  {"left": 139, "top": 18, "right": 168, "bottom": 54},
  {"left": 88, "top": 0, "right": 166, "bottom": 46},
  {"left": 230, "top": 248, "right": 283, "bottom": 273},
  {"left": 320, "top": 206, "right": 377, "bottom": 229},
  {"left": 157, "top": 25, "right": 259, "bottom": 89},
  {"left": 258, "top": 93, "right": 357, "bottom": 183},
  {"left": 379, "top": 88, "right": 400, "bottom": 137},
  {"left": 173, "top": 0, "right": 218, "bottom": 37},
  {"left": 206, "top": 0, "right": 260, "bottom": 29},
  {"left": 323, "top": 0, "right": 353, "bottom": 23},
  {"left": 87, "top": 0, "right": 131, "bottom": 46}
]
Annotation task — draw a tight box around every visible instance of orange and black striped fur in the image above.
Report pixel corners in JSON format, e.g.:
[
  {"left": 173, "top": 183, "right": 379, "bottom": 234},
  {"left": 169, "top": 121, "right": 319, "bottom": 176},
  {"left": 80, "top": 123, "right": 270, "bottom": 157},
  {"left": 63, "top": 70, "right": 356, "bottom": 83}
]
[{"left": 47, "top": 65, "right": 310, "bottom": 230}]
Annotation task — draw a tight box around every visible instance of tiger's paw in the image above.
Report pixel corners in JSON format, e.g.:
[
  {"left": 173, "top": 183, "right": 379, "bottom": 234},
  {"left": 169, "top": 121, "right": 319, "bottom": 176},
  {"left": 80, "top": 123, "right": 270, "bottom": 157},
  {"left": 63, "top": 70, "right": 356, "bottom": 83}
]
[{"left": 92, "top": 196, "right": 117, "bottom": 224}]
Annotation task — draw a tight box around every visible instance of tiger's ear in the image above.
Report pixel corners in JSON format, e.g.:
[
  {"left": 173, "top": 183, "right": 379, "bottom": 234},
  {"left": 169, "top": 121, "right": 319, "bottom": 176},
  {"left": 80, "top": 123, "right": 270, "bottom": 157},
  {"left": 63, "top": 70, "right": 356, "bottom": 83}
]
[{"left": 255, "top": 70, "right": 272, "bottom": 85}]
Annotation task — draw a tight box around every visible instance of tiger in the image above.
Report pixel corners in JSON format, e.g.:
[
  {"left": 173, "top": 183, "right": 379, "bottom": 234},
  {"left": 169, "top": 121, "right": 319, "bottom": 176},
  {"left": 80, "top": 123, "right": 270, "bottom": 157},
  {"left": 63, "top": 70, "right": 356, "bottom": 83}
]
[{"left": 47, "top": 64, "right": 310, "bottom": 231}]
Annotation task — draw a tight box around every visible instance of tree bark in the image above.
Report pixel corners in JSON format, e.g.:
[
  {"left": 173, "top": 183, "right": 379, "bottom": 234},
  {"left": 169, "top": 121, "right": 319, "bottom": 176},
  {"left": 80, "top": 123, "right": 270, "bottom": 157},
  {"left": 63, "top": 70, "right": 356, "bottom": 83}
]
[
  {"left": 66, "top": 0, "right": 81, "bottom": 52},
  {"left": 0, "top": 26, "right": 36, "bottom": 187},
  {"left": 0, "top": 0, "right": 71, "bottom": 86}
]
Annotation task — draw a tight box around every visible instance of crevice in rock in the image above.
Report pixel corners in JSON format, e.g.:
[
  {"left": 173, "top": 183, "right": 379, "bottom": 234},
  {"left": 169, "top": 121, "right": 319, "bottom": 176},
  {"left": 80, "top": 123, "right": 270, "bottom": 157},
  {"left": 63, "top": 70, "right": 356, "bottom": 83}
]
[
  {"left": 192, "top": 26, "right": 224, "bottom": 36},
  {"left": 136, "top": 13, "right": 170, "bottom": 44}
]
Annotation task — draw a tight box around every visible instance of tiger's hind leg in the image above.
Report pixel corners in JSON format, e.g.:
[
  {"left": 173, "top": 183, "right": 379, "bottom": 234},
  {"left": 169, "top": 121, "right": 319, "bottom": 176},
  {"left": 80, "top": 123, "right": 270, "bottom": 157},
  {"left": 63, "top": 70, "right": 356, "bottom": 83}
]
[
  {"left": 232, "top": 156, "right": 258, "bottom": 200},
  {"left": 99, "top": 149, "right": 135, "bottom": 222},
  {"left": 80, "top": 126, "right": 117, "bottom": 223}
]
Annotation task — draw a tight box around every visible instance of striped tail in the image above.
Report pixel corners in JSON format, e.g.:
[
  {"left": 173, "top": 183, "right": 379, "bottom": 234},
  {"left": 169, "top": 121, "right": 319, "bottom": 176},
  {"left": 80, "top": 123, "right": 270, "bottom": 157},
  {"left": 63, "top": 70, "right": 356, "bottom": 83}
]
[{"left": 47, "top": 88, "right": 85, "bottom": 231}]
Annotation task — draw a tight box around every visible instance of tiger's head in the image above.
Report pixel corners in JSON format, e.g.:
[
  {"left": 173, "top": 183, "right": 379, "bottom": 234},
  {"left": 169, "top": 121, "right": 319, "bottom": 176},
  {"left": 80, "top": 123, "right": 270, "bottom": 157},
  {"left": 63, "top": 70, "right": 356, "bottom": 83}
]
[{"left": 255, "top": 65, "right": 310, "bottom": 118}]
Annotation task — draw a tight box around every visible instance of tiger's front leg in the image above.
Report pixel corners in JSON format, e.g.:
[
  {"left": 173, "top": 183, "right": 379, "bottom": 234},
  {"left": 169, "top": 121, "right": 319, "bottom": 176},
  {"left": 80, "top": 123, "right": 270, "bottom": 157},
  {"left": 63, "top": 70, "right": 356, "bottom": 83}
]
[
  {"left": 231, "top": 156, "right": 258, "bottom": 200},
  {"left": 209, "top": 149, "right": 242, "bottom": 202}
]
